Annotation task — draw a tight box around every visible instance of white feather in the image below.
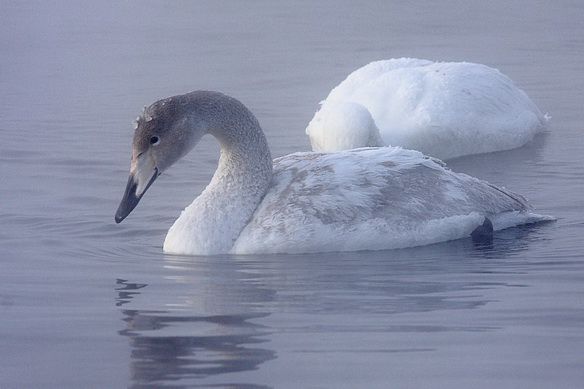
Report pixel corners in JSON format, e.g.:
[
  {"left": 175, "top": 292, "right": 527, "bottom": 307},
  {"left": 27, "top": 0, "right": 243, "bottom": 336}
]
[{"left": 306, "top": 58, "right": 549, "bottom": 159}]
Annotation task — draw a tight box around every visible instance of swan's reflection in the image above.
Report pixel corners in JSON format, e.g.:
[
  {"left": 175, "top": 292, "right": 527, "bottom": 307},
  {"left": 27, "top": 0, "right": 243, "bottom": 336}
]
[
  {"left": 116, "top": 222, "right": 542, "bottom": 387},
  {"left": 115, "top": 279, "right": 147, "bottom": 307},
  {"left": 115, "top": 272, "right": 275, "bottom": 388},
  {"left": 119, "top": 310, "right": 273, "bottom": 384}
]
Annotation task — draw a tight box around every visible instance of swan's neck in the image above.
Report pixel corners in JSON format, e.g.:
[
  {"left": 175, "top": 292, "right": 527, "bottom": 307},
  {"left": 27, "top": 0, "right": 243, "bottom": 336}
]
[{"left": 163, "top": 93, "right": 273, "bottom": 255}]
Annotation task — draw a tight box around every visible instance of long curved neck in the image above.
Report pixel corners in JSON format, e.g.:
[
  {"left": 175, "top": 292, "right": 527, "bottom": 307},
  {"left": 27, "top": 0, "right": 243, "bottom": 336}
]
[
  {"left": 163, "top": 92, "right": 273, "bottom": 255},
  {"left": 202, "top": 92, "right": 273, "bottom": 187}
]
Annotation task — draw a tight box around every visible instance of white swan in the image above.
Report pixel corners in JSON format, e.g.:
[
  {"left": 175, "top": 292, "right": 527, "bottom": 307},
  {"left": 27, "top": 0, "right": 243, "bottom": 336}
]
[
  {"left": 306, "top": 58, "right": 549, "bottom": 160},
  {"left": 115, "top": 91, "right": 550, "bottom": 255}
]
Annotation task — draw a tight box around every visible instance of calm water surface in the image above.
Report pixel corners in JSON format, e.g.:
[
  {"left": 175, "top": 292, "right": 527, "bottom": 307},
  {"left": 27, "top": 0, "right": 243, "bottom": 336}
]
[{"left": 1, "top": 1, "right": 583, "bottom": 388}]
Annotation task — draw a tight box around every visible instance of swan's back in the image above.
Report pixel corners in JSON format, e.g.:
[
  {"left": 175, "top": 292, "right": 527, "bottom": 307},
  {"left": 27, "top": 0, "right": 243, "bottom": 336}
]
[
  {"left": 306, "top": 58, "right": 548, "bottom": 159},
  {"left": 232, "top": 147, "right": 541, "bottom": 254}
]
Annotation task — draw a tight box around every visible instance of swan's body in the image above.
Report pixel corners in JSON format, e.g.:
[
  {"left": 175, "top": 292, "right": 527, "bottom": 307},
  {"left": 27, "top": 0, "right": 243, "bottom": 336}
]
[
  {"left": 115, "top": 91, "right": 550, "bottom": 255},
  {"left": 306, "top": 58, "right": 549, "bottom": 159}
]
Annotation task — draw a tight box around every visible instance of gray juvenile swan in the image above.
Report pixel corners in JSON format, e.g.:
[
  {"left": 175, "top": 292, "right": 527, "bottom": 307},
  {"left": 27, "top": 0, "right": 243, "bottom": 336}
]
[{"left": 115, "top": 91, "right": 550, "bottom": 255}]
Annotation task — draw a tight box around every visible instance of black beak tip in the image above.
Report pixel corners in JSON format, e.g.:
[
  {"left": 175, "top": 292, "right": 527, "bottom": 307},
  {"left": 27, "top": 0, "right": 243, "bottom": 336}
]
[
  {"left": 115, "top": 201, "right": 134, "bottom": 224},
  {"left": 114, "top": 168, "right": 159, "bottom": 225},
  {"left": 114, "top": 175, "right": 141, "bottom": 224}
]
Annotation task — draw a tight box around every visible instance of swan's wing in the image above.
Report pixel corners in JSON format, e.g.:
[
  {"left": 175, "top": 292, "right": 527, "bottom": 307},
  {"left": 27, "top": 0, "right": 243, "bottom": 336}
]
[
  {"left": 325, "top": 58, "right": 434, "bottom": 102},
  {"left": 233, "top": 147, "right": 535, "bottom": 254},
  {"left": 335, "top": 60, "right": 545, "bottom": 128}
]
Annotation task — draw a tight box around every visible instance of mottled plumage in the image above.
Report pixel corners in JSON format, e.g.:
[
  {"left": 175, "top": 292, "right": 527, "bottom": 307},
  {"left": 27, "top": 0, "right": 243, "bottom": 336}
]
[
  {"left": 115, "top": 91, "right": 550, "bottom": 255},
  {"left": 234, "top": 147, "right": 534, "bottom": 253}
]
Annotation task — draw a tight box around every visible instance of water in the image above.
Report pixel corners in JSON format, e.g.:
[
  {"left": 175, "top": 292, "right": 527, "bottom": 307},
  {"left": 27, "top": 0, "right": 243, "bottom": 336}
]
[{"left": 1, "top": 1, "right": 583, "bottom": 388}]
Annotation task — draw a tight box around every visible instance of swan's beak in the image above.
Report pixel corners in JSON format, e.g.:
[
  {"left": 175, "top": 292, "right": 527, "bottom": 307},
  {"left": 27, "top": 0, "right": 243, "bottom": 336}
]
[{"left": 115, "top": 153, "right": 160, "bottom": 223}]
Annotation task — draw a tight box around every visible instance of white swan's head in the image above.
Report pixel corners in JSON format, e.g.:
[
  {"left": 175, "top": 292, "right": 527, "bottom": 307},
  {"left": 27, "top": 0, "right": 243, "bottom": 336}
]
[
  {"left": 305, "top": 101, "right": 383, "bottom": 152},
  {"left": 115, "top": 95, "right": 206, "bottom": 223}
]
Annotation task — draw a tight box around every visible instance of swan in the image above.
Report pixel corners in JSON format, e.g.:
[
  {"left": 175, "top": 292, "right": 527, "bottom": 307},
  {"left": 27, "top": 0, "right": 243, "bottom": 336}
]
[
  {"left": 115, "top": 91, "right": 550, "bottom": 255},
  {"left": 306, "top": 58, "right": 549, "bottom": 159}
]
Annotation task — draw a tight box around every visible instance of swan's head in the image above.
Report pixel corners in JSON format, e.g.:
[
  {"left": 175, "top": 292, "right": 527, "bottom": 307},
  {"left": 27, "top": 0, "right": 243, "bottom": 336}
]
[
  {"left": 305, "top": 101, "right": 383, "bottom": 152},
  {"left": 115, "top": 96, "right": 206, "bottom": 223}
]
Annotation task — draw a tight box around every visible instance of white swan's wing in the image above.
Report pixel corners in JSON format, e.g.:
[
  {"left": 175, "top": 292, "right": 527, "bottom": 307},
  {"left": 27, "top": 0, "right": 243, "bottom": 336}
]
[
  {"left": 325, "top": 58, "right": 434, "bottom": 101},
  {"left": 233, "top": 147, "right": 544, "bottom": 254}
]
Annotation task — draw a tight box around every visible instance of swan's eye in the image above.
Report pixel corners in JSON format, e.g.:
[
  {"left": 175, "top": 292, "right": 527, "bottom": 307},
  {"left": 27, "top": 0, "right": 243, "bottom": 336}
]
[{"left": 150, "top": 136, "right": 160, "bottom": 145}]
